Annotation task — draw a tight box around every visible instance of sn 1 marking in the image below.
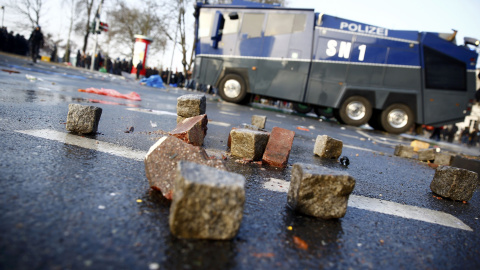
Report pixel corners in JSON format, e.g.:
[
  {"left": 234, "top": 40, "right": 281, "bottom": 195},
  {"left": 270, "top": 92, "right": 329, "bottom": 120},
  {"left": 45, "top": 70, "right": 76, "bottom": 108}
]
[{"left": 326, "top": 40, "right": 367, "bottom": 61}]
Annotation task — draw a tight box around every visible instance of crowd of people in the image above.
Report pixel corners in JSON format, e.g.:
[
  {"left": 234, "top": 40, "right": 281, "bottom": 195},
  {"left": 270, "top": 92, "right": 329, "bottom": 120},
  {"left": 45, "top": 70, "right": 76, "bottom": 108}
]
[
  {"left": 427, "top": 125, "right": 479, "bottom": 147},
  {"left": 0, "top": 27, "right": 29, "bottom": 56}
]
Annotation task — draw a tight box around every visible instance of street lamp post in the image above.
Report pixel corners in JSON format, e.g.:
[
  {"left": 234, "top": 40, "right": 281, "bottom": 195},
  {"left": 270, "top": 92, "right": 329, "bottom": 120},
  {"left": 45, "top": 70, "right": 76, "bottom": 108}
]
[{"left": 1, "top": 6, "right": 5, "bottom": 28}]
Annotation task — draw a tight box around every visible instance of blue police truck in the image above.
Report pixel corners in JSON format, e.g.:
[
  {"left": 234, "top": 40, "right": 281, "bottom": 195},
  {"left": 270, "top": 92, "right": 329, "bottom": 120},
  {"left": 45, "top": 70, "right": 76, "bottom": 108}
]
[{"left": 192, "top": 0, "right": 479, "bottom": 133}]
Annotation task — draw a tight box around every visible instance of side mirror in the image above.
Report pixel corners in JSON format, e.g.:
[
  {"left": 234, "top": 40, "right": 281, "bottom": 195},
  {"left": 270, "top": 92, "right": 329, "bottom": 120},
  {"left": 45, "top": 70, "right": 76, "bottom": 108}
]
[
  {"left": 211, "top": 11, "right": 225, "bottom": 49},
  {"left": 464, "top": 37, "right": 479, "bottom": 47}
]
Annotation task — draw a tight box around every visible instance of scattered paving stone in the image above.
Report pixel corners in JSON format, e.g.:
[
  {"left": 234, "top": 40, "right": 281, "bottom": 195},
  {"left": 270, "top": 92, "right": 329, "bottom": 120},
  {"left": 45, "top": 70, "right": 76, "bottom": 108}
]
[
  {"left": 313, "top": 135, "right": 343, "bottom": 160},
  {"left": 451, "top": 155, "right": 480, "bottom": 176},
  {"left": 169, "top": 161, "right": 245, "bottom": 240},
  {"left": 177, "top": 94, "right": 206, "bottom": 118},
  {"left": 251, "top": 115, "right": 267, "bottom": 129},
  {"left": 262, "top": 127, "right": 295, "bottom": 168},
  {"left": 394, "top": 145, "right": 414, "bottom": 158},
  {"left": 144, "top": 136, "right": 226, "bottom": 199},
  {"left": 430, "top": 166, "right": 479, "bottom": 201},
  {"left": 434, "top": 152, "right": 453, "bottom": 166},
  {"left": 418, "top": 149, "right": 435, "bottom": 161},
  {"left": 227, "top": 124, "right": 264, "bottom": 148},
  {"left": 287, "top": 163, "right": 355, "bottom": 219},
  {"left": 66, "top": 103, "right": 102, "bottom": 134},
  {"left": 410, "top": 140, "right": 430, "bottom": 152},
  {"left": 169, "top": 114, "right": 208, "bottom": 146},
  {"left": 230, "top": 128, "right": 270, "bottom": 161}
]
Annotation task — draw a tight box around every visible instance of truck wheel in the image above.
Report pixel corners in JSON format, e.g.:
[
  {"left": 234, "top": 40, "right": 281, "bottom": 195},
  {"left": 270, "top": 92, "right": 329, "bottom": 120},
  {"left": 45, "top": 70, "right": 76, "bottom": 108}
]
[
  {"left": 218, "top": 74, "right": 247, "bottom": 103},
  {"left": 293, "top": 103, "right": 312, "bottom": 114},
  {"left": 339, "top": 96, "right": 372, "bottom": 126},
  {"left": 380, "top": 103, "right": 414, "bottom": 134}
]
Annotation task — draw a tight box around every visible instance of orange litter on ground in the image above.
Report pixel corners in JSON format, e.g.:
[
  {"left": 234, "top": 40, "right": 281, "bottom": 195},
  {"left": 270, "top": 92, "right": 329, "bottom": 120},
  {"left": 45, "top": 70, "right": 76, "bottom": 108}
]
[{"left": 78, "top": 87, "right": 141, "bottom": 101}]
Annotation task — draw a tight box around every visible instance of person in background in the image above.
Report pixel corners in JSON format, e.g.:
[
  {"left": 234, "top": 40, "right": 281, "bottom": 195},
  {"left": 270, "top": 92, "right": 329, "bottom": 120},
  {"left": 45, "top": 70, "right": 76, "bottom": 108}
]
[
  {"left": 136, "top": 60, "right": 143, "bottom": 80},
  {"left": 28, "top": 26, "right": 44, "bottom": 63}
]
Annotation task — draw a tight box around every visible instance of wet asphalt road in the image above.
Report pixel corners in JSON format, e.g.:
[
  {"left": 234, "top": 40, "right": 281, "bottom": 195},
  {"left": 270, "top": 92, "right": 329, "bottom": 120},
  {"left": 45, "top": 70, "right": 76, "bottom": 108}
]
[{"left": 1, "top": 53, "right": 479, "bottom": 270}]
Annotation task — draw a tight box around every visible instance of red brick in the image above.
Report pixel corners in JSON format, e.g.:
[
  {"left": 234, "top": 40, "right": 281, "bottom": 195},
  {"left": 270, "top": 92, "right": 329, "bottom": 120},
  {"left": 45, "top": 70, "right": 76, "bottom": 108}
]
[
  {"left": 262, "top": 127, "right": 295, "bottom": 168},
  {"left": 144, "top": 136, "right": 226, "bottom": 199},
  {"left": 169, "top": 114, "right": 208, "bottom": 146}
]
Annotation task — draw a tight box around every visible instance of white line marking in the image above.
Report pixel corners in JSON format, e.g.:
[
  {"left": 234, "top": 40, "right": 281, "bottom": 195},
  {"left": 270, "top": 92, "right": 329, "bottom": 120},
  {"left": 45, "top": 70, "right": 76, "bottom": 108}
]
[
  {"left": 16, "top": 129, "right": 146, "bottom": 161},
  {"left": 208, "top": 120, "right": 231, "bottom": 127},
  {"left": 126, "top": 108, "right": 177, "bottom": 116},
  {"left": 343, "top": 144, "right": 378, "bottom": 154},
  {"left": 263, "top": 178, "right": 472, "bottom": 231},
  {"left": 219, "top": 111, "right": 241, "bottom": 116}
]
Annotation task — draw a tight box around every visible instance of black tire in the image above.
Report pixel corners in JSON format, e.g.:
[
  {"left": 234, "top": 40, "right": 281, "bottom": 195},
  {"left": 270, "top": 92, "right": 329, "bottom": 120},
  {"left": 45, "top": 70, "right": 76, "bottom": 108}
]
[
  {"left": 380, "top": 103, "right": 414, "bottom": 134},
  {"left": 339, "top": 96, "right": 372, "bottom": 126},
  {"left": 333, "top": 109, "right": 344, "bottom": 124},
  {"left": 314, "top": 107, "right": 334, "bottom": 118},
  {"left": 293, "top": 103, "right": 312, "bottom": 114},
  {"left": 368, "top": 109, "right": 384, "bottom": 131},
  {"left": 218, "top": 74, "right": 247, "bottom": 103}
]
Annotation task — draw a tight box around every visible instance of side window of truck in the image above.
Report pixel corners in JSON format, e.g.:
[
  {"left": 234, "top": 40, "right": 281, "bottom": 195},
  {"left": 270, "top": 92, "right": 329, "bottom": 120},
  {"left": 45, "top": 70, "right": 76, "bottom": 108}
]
[
  {"left": 198, "top": 11, "right": 214, "bottom": 38},
  {"left": 240, "top": 13, "right": 265, "bottom": 38},
  {"left": 265, "top": 13, "right": 306, "bottom": 36}
]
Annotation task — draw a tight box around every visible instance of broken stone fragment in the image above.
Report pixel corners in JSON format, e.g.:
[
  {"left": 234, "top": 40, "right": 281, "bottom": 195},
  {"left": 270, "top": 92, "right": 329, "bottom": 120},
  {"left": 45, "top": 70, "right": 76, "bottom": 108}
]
[
  {"left": 144, "top": 136, "right": 226, "bottom": 199},
  {"left": 313, "top": 135, "right": 343, "bottom": 160},
  {"left": 230, "top": 128, "right": 270, "bottom": 161},
  {"left": 169, "top": 161, "right": 245, "bottom": 240},
  {"left": 262, "top": 127, "right": 295, "bottom": 168},
  {"left": 287, "top": 163, "right": 355, "bottom": 219},
  {"left": 418, "top": 149, "right": 435, "bottom": 161},
  {"left": 66, "top": 103, "right": 102, "bottom": 134},
  {"left": 251, "top": 115, "right": 267, "bottom": 129},
  {"left": 430, "top": 166, "right": 479, "bottom": 201},
  {"left": 394, "top": 145, "right": 414, "bottom": 158},
  {"left": 176, "top": 94, "right": 206, "bottom": 118},
  {"left": 169, "top": 114, "right": 208, "bottom": 146},
  {"left": 434, "top": 152, "right": 453, "bottom": 166}
]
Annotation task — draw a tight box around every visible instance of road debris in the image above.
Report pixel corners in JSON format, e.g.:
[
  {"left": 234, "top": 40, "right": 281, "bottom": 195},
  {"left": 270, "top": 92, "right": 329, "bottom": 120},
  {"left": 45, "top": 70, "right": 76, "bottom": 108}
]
[
  {"left": 251, "top": 115, "right": 267, "bottom": 129},
  {"left": 78, "top": 87, "right": 141, "bottom": 101},
  {"left": 262, "top": 127, "right": 295, "bottom": 168},
  {"left": 66, "top": 103, "right": 102, "bottom": 135},
  {"left": 293, "top": 236, "right": 309, "bottom": 250},
  {"left": 340, "top": 156, "right": 350, "bottom": 166},
  {"left": 230, "top": 128, "right": 270, "bottom": 161},
  {"left": 124, "top": 126, "right": 134, "bottom": 133},
  {"left": 144, "top": 136, "right": 226, "bottom": 200},
  {"left": 169, "top": 114, "right": 208, "bottom": 146},
  {"left": 296, "top": 126, "right": 310, "bottom": 132},
  {"left": 394, "top": 145, "right": 414, "bottom": 158},
  {"left": 313, "top": 135, "right": 343, "bottom": 160},
  {"left": 176, "top": 94, "right": 206, "bottom": 123},
  {"left": 430, "top": 166, "right": 479, "bottom": 202},
  {"left": 1, "top": 69, "right": 20, "bottom": 74},
  {"left": 169, "top": 161, "right": 245, "bottom": 240},
  {"left": 287, "top": 163, "right": 355, "bottom": 219},
  {"left": 433, "top": 152, "right": 453, "bottom": 166}
]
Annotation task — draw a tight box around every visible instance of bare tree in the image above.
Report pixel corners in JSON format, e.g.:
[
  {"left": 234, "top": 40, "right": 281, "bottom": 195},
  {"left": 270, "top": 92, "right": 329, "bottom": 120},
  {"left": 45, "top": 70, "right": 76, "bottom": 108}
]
[
  {"left": 62, "top": 0, "right": 77, "bottom": 62},
  {"left": 75, "top": 0, "right": 97, "bottom": 54},
  {"left": 14, "top": 0, "right": 44, "bottom": 30},
  {"left": 106, "top": 0, "right": 167, "bottom": 58}
]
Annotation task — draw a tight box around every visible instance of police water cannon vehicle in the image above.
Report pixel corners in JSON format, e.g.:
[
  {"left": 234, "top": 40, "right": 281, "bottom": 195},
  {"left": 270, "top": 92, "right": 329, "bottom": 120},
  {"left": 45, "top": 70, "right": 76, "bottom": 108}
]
[{"left": 192, "top": 0, "right": 479, "bottom": 133}]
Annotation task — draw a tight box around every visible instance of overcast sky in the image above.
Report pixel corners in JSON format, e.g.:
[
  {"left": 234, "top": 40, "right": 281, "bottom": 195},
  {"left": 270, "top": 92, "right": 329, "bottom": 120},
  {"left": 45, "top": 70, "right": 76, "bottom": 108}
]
[{"left": 1, "top": 0, "right": 479, "bottom": 70}]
